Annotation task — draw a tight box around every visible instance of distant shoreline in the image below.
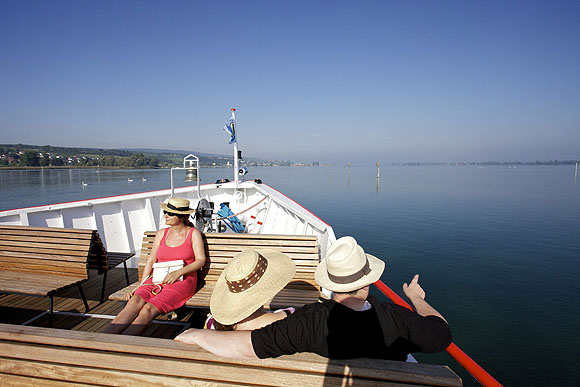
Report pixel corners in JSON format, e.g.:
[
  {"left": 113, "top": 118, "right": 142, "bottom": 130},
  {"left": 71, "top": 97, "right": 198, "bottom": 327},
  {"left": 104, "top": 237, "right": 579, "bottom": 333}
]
[
  {"left": 0, "top": 165, "right": 234, "bottom": 171},
  {"left": 0, "top": 161, "right": 577, "bottom": 171},
  {"left": 390, "top": 160, "right": 579, "bottom": 167},
  {"left": 0, "top": 166, "right": 164, "bottom": 171}
]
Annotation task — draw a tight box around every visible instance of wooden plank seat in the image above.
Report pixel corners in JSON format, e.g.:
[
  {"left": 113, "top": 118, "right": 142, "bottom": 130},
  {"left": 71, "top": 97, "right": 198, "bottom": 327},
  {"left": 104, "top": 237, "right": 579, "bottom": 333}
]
[
  {"left": 0, "top": 225, "right": 131, "bottom": 327},
  {"left": 0, "top": 323, "right": 463, "bottom": 386},
  {"left": 110, "top": 232, "right": 324, "bottom": 310}
]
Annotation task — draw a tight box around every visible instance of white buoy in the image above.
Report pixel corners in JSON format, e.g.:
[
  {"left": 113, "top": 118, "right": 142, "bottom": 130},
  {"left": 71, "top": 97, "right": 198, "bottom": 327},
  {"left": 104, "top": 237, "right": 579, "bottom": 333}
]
[{"left": 376, "top": 161, "right": 380, "bottom": 179}]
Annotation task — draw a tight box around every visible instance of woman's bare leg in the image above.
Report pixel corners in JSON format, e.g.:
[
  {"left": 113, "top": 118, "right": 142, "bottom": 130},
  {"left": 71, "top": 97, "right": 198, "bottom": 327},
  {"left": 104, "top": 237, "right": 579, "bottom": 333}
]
[
  {"left": 120, "top": 303, "right": 162, "bottom": 336},
  {"left": 103, "top": 295, "right": 147, "bottom": 334}
]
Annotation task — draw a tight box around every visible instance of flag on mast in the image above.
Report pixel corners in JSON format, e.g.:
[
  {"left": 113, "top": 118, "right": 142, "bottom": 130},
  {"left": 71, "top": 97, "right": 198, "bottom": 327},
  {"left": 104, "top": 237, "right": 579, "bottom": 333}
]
[{"left": 223, "top": 114, "right": 236, "bottom": 144}]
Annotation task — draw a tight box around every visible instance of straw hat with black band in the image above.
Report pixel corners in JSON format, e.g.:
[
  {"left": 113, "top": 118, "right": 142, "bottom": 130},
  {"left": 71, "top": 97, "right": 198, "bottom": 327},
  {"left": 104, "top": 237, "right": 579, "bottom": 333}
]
[
  {"left": 315, "top": 236, "right": 385, "bottom": 293},
  {"left": 161, "top": 197, "right": 195, "bottom": 214},
  {"left": 210, "top": 249, "right": 296, "bottom": 325}
]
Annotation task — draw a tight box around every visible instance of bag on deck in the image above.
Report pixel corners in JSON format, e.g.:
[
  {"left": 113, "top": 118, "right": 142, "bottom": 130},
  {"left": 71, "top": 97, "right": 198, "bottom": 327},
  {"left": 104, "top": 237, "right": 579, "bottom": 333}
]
[{"left": 217, "top": 203, "right": 245, "bottom": 233}]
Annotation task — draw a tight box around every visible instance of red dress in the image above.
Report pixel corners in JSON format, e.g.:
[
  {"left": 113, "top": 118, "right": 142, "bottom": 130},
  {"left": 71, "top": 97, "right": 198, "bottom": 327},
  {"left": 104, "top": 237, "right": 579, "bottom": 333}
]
[{"left": 134, "top": 227, "right": 198, "bottom": 314}]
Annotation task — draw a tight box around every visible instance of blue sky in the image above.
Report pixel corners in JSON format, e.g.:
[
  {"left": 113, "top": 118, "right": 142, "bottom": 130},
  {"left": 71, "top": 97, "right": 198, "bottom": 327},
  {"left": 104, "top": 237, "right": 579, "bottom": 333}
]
[{"left": 1, "top": 1, "right": 578, "bottom": 164}]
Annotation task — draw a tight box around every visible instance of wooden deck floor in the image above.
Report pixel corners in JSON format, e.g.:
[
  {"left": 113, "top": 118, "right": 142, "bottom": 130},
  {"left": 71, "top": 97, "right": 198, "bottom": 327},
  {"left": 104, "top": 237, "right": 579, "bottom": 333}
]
[{"left": 0, "top": 268, "right": 208, "bottom": 338}]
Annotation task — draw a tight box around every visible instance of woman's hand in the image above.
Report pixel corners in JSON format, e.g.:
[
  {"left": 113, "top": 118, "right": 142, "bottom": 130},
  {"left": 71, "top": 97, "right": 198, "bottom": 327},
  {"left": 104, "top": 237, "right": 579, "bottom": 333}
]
[
  {"left": 163, "top": 270, "right": 182, "bottom": 284},
  {"left": 124, "top": 288, "right": 136, "bottom": 301}
]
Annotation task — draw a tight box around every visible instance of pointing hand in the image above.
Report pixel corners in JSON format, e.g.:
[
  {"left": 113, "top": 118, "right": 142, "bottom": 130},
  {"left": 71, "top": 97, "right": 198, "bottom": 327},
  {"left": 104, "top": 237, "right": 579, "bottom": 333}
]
[{"left": 403, "top": 274, "right": 425, "bottom": 301}]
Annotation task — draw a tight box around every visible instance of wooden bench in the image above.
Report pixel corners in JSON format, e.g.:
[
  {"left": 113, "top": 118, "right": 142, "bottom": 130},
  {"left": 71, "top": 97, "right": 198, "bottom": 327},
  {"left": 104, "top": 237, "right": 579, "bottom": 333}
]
[
  {"left": 0, "top": 225, "right": 132, "bottom": 326},
  {"left": 0, "top": 323, "right": 463, "bottom": 386},
  {"left": 110, "top": 232, "right": 324, "bottom": 310}
]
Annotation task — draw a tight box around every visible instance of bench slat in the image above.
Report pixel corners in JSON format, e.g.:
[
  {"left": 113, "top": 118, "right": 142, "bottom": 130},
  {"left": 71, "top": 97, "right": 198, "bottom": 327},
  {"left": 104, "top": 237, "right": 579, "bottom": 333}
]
[
  {"left": 206, "top": 239, "right": 318, "bottom": 248},
  {"left": 194, "top": 261, "right": 317, "bottom": 271},
  {"left": 0, "top": 373, "right": 75, "bottom": 387},
  {"left": 0, "top": 241, "right": 92, "bottom": 254},
  {"left": 0, "top": 264, "right": 87, "bottom": 278},
  {"left": 199, "top": 255, "right": 319, "bottom": 263},
  {"left": 0, "top": 358, "right": 206, "bottom": 387},
  {"left": 0, "top": 234, "right": 93, "bottom": 244},
  {"left": 0, "top": 227, "right": 94, "bottom": 240},
  {"left": 197, "top": 269, "right": 317, "bottom": 281},
  {"left": 201, "top": 233, "right": 318, "bottom": 241},
  {"left": 0, "top": 252, "right": 91, "bottom": 263}
]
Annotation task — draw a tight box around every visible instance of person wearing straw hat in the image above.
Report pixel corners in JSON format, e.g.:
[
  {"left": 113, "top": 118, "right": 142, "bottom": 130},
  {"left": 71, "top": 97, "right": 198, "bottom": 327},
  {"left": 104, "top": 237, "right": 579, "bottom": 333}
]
[
  {"left": 175, "top": 236, "right": 451, "bottom": 360},
  {"left": 105, "top": 197, "right": 206, "bottom": 335},
  {"left": 205, "top": 249, "right": 296, "bottom": 331}
]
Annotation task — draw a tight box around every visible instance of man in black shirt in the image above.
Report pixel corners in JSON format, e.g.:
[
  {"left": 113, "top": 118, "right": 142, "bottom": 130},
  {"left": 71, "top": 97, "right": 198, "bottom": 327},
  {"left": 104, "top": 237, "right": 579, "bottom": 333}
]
[{"left": 175, "top": 236, "right": 452, "bottom": 360}]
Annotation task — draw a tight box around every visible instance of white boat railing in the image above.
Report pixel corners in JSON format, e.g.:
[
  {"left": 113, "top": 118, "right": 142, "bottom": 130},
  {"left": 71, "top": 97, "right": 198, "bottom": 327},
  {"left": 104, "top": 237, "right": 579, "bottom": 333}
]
[{"left": 0, "top": 180, "right": 336, "bottom": 267}]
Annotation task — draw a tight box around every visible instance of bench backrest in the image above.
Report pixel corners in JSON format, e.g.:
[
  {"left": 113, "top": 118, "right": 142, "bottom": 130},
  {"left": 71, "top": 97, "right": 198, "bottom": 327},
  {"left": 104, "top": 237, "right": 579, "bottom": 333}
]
[
  {"left": 0, "top": 323, "right": 463, "bottom": 386},
  {"left": 138, "top": 231, "right": 320, "bottom": 285},
  {"left": 0, "top": 225, "right": 107, "bottom": 279}
]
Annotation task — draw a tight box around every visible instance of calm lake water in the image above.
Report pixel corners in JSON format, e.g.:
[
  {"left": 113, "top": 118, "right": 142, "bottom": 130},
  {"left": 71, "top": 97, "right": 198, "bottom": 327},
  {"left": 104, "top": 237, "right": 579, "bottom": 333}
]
[{"left": 1, "top": 165, "right": 579, "bottom": 386}]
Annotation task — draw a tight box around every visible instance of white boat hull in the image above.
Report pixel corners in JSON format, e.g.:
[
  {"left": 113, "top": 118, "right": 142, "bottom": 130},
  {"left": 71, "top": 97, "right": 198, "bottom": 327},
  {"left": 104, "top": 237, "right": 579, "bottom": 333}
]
[{"left": 0, "top": 181, "right": 336, "bottom": 268}]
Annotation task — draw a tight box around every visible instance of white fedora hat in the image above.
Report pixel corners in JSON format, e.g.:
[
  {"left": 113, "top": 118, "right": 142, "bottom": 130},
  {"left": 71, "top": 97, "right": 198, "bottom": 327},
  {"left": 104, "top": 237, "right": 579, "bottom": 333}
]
[{"left": 315, "top": 236, "right": 385, "bottom": 292}]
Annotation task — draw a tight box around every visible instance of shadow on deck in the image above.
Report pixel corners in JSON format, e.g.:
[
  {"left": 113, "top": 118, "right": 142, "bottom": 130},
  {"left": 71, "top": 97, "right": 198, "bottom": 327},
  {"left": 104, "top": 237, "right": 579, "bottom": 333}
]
[{"left": 0, "top": 268, "right": 207, "bottom": 339}]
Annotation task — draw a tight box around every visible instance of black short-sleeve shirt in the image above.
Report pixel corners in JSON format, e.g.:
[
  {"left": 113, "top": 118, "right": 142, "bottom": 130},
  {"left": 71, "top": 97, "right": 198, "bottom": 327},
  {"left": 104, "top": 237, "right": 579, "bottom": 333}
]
[{"left": 251, "top": 295, "right": 452, "bottom": 360}]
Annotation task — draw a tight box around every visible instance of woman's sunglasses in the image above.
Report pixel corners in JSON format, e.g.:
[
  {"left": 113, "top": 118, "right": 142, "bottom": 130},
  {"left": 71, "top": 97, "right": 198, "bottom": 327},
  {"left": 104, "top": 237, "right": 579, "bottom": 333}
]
[{"left": 163, "top": 210, "right": 179, "bottom": 217}]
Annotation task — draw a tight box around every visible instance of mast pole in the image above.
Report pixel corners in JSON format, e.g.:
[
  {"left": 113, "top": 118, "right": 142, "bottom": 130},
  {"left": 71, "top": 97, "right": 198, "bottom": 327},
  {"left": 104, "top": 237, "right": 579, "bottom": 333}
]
[{"left": 231, "top": 108, "right": 238, "bottom": 185}]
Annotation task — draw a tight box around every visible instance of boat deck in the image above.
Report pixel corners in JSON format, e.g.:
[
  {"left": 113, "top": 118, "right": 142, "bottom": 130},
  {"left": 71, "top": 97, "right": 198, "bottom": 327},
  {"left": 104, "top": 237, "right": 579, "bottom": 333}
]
[{"left": 0, "top": 268, "right": 206, "bottom": 338}]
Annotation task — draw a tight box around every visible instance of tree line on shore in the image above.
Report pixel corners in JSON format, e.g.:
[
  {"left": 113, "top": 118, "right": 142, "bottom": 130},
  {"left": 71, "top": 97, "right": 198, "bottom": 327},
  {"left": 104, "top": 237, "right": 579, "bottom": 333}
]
[
  {"left": 0, "top": 144, "right": 275, "bottom": 168},
  {"left": 1, "top": 145, "right": 161, "bottom": 168}
]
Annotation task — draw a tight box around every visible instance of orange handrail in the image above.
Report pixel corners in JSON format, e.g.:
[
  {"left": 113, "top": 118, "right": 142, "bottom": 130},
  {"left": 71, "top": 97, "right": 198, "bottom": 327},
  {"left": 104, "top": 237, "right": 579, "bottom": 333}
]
[{"left": 374, "top": 280, "right": 503, "bottom": 387}]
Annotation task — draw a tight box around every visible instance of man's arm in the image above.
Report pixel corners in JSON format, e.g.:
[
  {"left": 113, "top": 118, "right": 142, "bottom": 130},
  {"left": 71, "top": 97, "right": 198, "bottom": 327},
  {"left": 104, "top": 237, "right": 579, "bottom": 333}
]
[
  {"left": 174, "top": 328, "right": 258, "bottom": 359},
  {"left": 403, "top": 274, "right": 447, "bottom": 323}
]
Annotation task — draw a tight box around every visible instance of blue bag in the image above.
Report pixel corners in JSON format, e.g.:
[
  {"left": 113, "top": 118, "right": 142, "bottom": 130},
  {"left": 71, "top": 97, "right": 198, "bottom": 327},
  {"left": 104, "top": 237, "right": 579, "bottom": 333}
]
[{"left": 216, "top": 203, "right": 245, "bottom": 233}]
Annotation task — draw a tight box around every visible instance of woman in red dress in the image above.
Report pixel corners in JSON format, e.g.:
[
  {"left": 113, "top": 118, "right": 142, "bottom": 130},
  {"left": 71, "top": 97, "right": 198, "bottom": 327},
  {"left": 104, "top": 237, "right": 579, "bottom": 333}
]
[{"left": 104, "top": 197, "right": 206, "bottom": 335}]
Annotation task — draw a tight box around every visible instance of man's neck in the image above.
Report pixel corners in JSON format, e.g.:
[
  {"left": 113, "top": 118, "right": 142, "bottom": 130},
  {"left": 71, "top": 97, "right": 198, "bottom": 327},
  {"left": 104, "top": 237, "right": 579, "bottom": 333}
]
[
  {"left": 333, "top": 286, "right": 371, "bottom": 311},
  {"left": 334, "top": 294, "right": 368, "bottom": 311}
]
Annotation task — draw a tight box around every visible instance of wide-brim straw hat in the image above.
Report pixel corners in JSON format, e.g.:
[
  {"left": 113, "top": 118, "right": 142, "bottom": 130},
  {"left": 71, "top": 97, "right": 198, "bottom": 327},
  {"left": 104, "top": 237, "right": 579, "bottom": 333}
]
[
  {"left": 210, "top": 249, "right": 296, "bottom": 325},
  {"left": 315, "top": 236, "right": 385, "bottom": 292},
  {"left": 160, "top": 197, "right": 195, "bottom": 214}
]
